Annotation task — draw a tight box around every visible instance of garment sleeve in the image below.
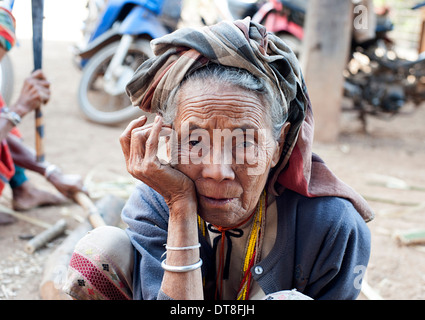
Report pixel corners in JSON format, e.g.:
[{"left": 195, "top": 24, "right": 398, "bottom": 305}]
[
  {"left": 0, "top": 140, "right": 15, "bottom": 194},
  {"left": 121, "top": 182, "right": 170, "bottom": 300},
  {"left": 299, "top": 197, "right": 371, "bottom": 300}
]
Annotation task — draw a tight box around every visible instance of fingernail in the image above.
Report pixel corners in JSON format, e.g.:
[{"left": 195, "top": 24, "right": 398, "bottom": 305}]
[{"left": 155, "top": 115, "right": 161, "bottom": 123}]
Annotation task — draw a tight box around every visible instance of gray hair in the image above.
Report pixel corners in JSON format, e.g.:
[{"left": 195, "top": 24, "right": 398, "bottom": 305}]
[{"left": 158, "top": 64, "right": 287, "bottom": 140}]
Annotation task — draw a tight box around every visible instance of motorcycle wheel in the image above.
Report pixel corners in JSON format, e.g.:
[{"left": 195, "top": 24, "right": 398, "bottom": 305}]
[
  {"left": 0, "top": 54, "right": 14, "bottom": 106},
  {"left": 78, "top": 39, "right": 153, "bottom": 125}
]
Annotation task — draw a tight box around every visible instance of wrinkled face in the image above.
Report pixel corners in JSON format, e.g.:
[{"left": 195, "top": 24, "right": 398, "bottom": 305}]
[{"left": 169, "top": 79, "right": 284, "bottom": 228}]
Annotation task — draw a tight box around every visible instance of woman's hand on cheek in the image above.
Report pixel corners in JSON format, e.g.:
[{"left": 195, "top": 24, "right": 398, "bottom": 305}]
[{"left": 120, "top": 115, "right": 197, "bottom": 209}]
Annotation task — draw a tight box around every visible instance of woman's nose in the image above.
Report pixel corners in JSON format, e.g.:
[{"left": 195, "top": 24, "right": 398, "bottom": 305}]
[
  {"left": 201, "top": 162, "right": 235, "bottom": 182},
  {"left": 201, "top": 146, "right": 235, "bottom": 182}
]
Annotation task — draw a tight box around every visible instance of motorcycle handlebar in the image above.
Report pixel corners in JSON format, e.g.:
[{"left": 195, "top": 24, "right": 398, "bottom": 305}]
[{"left": 412, "top": 2, "right": 425, "bottom": 10}]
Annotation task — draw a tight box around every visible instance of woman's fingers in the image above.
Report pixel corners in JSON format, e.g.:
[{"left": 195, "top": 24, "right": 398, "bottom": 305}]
[
  {"left": 31, "top": 69, "right": 47, "bottom": 80},
  {"left": 144, "top": 115, "right": 162, "bottom": 161},
  {"left": 122, "top": 115, "right": 179, "bottom": 193},
  {"left": 129, "top": 115, "right": 163, "bottom": 177},
  {"left": 121, "top": 115, "right": 195, "bottom": 205},
  {"left": 35, "top": 84, "right": 51, "bottom": 104},
  {"left": 120, "top": 115, "right": 148, "bottom": 160}
]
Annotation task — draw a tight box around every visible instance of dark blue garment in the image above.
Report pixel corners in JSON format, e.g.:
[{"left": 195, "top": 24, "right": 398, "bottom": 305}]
[
  {"left": 122, "top": 182, "right": 371, "bottom": 300},
  {"left": 9, "top": 165, "right": 28, "bottom": 189}
]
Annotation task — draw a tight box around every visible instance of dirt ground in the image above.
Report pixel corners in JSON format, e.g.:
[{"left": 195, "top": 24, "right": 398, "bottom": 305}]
[{"left": 0, "top": 36, "right": 425, "bottom": 300}]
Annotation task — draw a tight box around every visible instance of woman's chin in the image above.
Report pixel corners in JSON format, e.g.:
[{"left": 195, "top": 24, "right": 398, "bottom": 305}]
[{"left": 197, "top": 198, "right": 248, "bottom": 228}]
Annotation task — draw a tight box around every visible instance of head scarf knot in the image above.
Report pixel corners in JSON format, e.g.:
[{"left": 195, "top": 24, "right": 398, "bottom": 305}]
[{"left": 126, "top": 18, "right": 373, "bottom": 222}]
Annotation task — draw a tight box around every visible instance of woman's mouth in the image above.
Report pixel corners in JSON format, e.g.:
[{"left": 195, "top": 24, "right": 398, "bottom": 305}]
[{"left": 199, "top": 195, "right": 236, "bottom": 207}]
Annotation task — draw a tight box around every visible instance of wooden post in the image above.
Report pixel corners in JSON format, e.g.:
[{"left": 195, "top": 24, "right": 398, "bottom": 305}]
[
  {"left": 300, "top": 0, "right": 353, "bottom": 142},
  {"left": 419, "top": 8, "right": 425, "bottom": 54}
]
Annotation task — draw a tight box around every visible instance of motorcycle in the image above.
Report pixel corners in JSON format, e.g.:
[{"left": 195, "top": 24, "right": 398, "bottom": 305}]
[
  {"left": 227, "top": 0, "right": 261, "bottom": 21},
  {"left": 252, "top": 0, "right": 305, "bottom": 54},
  {"left": 252, "top": 0, "right": 425, "bottom": 129},
  {"left": 76, "top": 0, "right": 265, "bottom": 125},
  {"left": 76, "top": 0, "right": 182, "bottom": 125}
]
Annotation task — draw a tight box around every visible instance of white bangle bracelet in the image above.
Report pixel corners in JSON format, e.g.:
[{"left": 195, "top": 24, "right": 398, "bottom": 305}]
[
  {"left": 161, "top": 258, "right": 203, "bottom": 273},
  {"left": 44, "top": 164, "right": 61, "bottom": 179},
  {"left": 164, "top": 243, "right": 201, "bottom": 251}
]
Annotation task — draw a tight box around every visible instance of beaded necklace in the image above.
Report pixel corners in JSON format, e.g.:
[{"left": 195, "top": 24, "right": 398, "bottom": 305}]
[
  {"left": 198, "top": 190, "right": 267, "bottom": 300},
  {"left": 237, "top": 190, "right": 267, "bottom": 300}
]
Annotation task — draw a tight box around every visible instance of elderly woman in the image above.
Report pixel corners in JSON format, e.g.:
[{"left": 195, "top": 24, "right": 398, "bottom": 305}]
[{"left": 64, "top": 18, "right": 372, "bottom": 300}]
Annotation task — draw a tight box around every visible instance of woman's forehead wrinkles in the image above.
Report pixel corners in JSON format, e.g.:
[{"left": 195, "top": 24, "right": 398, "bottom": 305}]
[
  {"left": 176, "top": 107, "right": 266, "bottom": 131},
  {"left": 177, "top": 91, "right": 262, "bottom": 105},
  {"left": 176, "top": 90, "right": 268, "bottom": 126},
  {"left": 177, "top": 96, "right": 265, "bottom": 115}
]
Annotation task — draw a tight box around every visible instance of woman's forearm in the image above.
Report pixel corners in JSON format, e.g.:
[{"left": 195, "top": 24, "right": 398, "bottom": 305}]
[
  {"left": 0, "top": 102, "right": 32, "bottom": 141},
  {"left": 6, "top": 133, "right": 48, "bottom": 175},
  {"left": 160, "top": 200, "right": 204, "bottom": 300},
  {"left": 0, "top": 118, "right": 15, "bottom": 141}
]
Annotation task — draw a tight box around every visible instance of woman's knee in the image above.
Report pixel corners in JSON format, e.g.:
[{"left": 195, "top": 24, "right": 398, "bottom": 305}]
[{"left": 63, "top": 226, "right": 134, "bottom": 300}]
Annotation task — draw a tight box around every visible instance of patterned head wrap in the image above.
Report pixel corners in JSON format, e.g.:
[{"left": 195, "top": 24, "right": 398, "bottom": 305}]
[
  {"left": 126, "top": 18, "right": 373, "bottom": 222},
  {"left": 0, "top": 7, "right": 16, "bottom": 51}
]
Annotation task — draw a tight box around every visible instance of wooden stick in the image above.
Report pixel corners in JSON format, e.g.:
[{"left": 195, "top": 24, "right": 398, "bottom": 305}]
[
  {"left": 35, "top": 109, "right": 45, "bottom": 162},
  {"left": 25, "top": 219, "right": 67, "bottom": 254},
  {"left": 395, "top": 229, "right": 425, "bottom": 246},
  {"left": 73, "top": 192, "right": 106, "bottom": 228},
  {"left": 31, "top": 0, "right": 45, "bottom": 162},
  {"left": 0, "top": 204, "right": 52, "bottom": 229}
]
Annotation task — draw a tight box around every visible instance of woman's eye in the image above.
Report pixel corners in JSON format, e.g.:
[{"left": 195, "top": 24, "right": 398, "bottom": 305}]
[
  {"left": 189, "top": 140, "right": 200, "bottom": 147},
  {"left": 236, "top": 141, "right": 254, "bottom": 148}
]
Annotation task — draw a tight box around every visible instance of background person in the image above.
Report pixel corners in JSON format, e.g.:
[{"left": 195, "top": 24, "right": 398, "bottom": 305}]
[{"left": 0, "top": 7, "right": 84, "bottom": 224}]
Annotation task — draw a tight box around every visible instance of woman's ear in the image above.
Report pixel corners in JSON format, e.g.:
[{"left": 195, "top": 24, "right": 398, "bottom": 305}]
[{"left": 271, "top": 122, "right": 291, "bottom": 168}]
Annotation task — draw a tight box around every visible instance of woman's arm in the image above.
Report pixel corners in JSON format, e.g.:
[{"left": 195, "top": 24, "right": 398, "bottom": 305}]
[
  {"left": 297, "top": 196, "right": 371, "bottom": 300},
  {"left": 0, "top": 117, "right": 17, "bottom": 141},
  {"left": 0, "top": 69, "right": 50, "bottom": 140},
  {"left": 6, "top": 133, "right": 47, "bottom": 174},
  {"left": 6, "top": 133, "right": 84, "bottom": 198},
  {"left": 160, "top": 200, "right": 203, "bottom": 299},
  {"left": 120, "top": 115, "right": 204, "bottom": 299}
]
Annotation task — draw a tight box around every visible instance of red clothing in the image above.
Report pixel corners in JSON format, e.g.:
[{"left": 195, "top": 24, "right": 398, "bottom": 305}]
[{"left": 0, "top": 95, "right": 19, "bottom": 194}]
